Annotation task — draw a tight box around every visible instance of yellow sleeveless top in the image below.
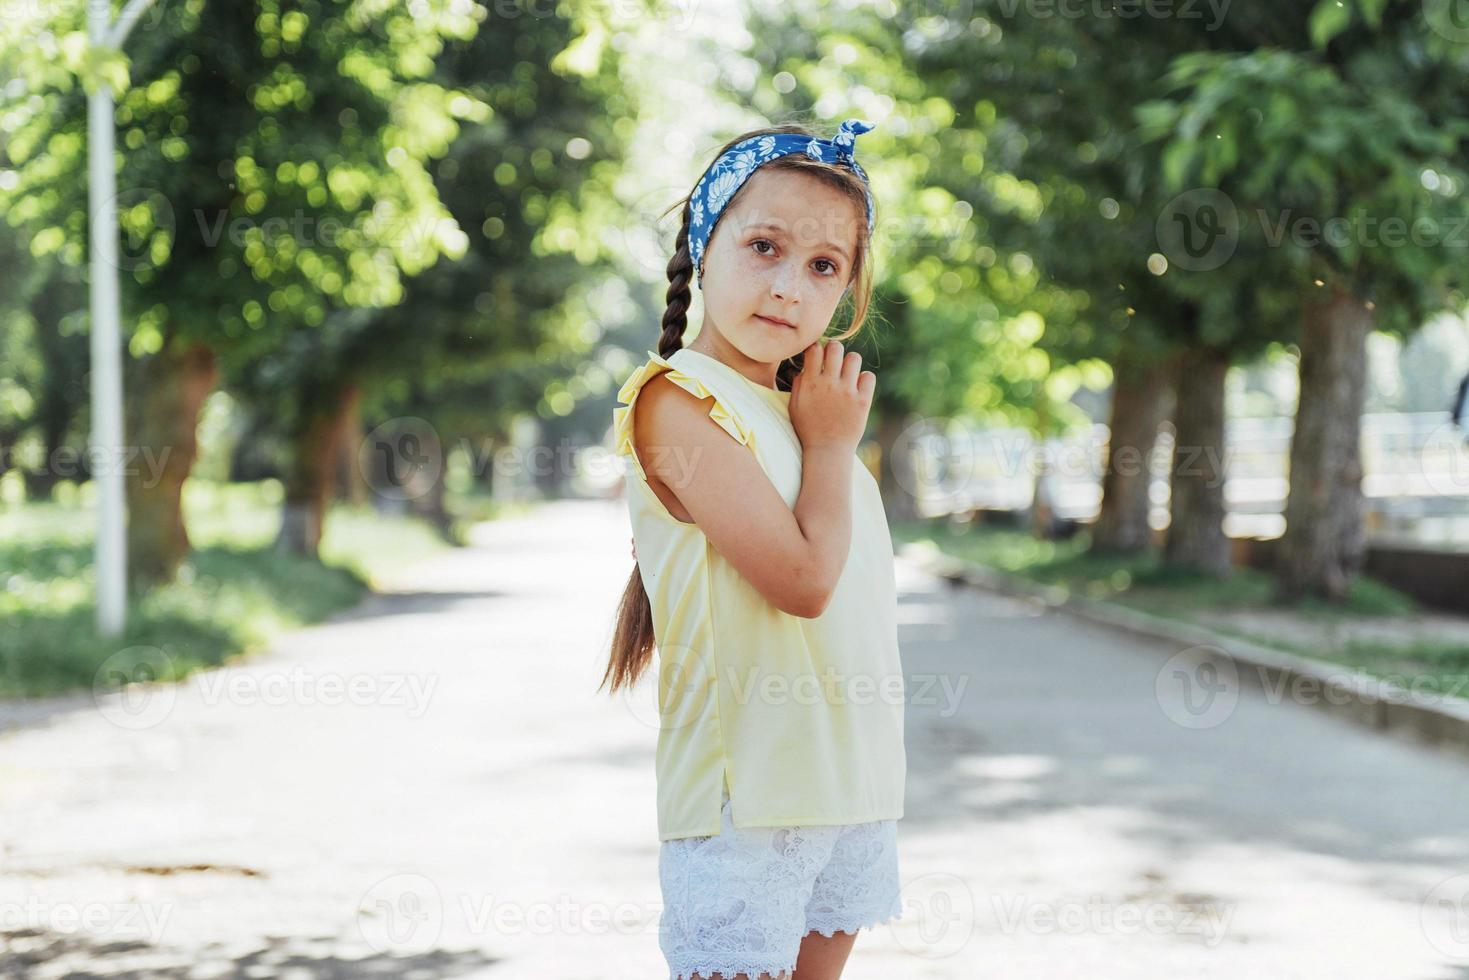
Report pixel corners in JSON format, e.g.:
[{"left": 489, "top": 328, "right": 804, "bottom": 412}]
[{"left": 612, "top": 346, "right": 906, "bottom": 841}]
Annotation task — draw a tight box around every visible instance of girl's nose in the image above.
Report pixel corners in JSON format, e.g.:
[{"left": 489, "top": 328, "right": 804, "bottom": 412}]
[{"left": 770, "top": 263, "right": 799, "bottom": 301}]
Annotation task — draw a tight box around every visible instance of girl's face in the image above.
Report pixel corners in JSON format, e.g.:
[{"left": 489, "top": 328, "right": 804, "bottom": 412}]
[{"left": 697, "top": 168, "right": 862, "bottom": 367}]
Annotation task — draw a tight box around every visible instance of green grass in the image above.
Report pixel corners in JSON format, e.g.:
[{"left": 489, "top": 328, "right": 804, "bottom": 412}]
[
  {"left": 893, "top": 516, "right": 1469, "bottom": 699},
  {"left": 0, "top": 479, "right": 470, "bottom": 699},
  {"left": 892, "top": 517, "right": 1415, "bottom": 616}
]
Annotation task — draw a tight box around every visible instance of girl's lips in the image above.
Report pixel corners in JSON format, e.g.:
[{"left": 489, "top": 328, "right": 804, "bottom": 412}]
[{"left": 756, "top": 314, "right": 796, "bottom": 329}]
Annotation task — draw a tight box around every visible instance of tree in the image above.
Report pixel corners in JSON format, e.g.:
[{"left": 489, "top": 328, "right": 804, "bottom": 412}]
[
  {"left": 1139, "top": 1, "right": 1469, "bottom": 598},
  {"left": 235, "top": 0, "right": 629, "bottom": 555},
  {"left": 5, "top": 0, "right": 481, "bottom": 587},
  {"left": 739, "top": 4, "right": 1082, "bottom": 524}
]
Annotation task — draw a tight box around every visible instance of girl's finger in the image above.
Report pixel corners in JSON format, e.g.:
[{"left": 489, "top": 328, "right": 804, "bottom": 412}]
[
  {"left": 802, "top": 342, "right": 821, "bottom": 372},
  {"left": 822, "top": 339, "right": 844, "bottom": 374}
]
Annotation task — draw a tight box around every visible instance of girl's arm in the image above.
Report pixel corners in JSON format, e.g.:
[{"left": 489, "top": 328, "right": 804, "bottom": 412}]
[{"left": 632, "top": 344, "right": 872, "bottom": 618}]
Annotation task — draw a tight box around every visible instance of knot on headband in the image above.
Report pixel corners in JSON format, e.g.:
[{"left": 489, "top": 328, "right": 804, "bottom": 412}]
[{"left": 687, "top": 118, "right": 875, "bottom": 289}]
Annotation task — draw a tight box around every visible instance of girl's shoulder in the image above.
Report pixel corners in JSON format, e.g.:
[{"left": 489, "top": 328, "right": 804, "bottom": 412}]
[{"left": 612, "top": 350, "right": 754, "bottom": 462}]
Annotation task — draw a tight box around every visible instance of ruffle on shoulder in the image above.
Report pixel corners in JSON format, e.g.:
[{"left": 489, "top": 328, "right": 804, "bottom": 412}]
[{"left": 612, "top": 351, "right": 754, "bottom": 470}]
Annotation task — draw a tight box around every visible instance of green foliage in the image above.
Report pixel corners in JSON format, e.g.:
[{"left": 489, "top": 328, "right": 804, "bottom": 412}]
[
  {"left": 740, "top": 4, "right": 1081, "bottom": 434},
  {"left": 3, "top": 0, "right": 484, "bottom": 356},
  {"left": 1309, "top": 0, "right": 1354, "bottom": 48},
  {"left": 0, "top": 480, "right": 455, "bottom": 697},
  {"left": 1137, "top": 32, "right": 1469, "bottom": 337}
]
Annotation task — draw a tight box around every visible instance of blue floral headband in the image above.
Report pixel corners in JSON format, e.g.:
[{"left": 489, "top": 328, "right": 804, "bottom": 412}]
[{"left": 687, "top": 118, "right": 876, "bottom": 288}]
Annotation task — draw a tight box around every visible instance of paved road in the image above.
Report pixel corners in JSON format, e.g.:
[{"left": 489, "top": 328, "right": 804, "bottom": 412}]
[{"left": 2, "top": 499, "right": 1468, "bottom": 978}]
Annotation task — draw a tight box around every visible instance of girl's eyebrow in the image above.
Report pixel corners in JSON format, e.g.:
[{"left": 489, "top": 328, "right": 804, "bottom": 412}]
[{"left": 746, "top": 222, "right": 851, "bottom": 263}]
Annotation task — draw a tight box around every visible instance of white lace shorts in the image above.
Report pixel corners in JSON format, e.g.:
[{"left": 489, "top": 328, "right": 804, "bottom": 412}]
[{"left": 657, "top": 783, "right": 903, "bottom": 980}]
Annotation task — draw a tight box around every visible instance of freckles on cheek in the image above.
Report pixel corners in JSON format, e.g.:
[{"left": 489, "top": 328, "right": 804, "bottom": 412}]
[{"left": 734, "top": 248, "right": 765, "bottom": 276}]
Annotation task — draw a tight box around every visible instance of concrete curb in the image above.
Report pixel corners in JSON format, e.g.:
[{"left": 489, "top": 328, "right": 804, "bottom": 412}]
[{"left": 898, "top": 542, "right": 1469, "bottom": 761}]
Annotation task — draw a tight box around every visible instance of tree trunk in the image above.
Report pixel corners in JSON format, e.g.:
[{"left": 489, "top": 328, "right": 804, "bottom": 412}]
[
  {"left": 1091, "top": 346, "right": 1173, "bottom": 555},
  {"left": 275, "top": 385, "right": 360, "bottom": 558},
  {"left": 874, "top": 414, "right": 919, "bottom": 524},
  {"left": 1163, "top": 345, "right": 1232, "bottom": 577},
  {"left": 334, "top": 388, "right": 367, "bottom": 506},
  {"left": 124, "top": 339, "right": 218, "bottom": 590},
  {"left": 29, "top": 274, "right": 87, "bottom": 500},
  {"left": 409, "top": 451, "right": 455, "bottom": 541},
  {"left": 1275, "top": 283, "right": 1371, "bottom": 602},
  {"left": 476, "top": 436, "right": 496, "bottom": 497},
  {"left": 0, "top": 430, "right": 12, "bottom": 483},
  {"left": 1029, "top": 448, "right": 1058, "bottom": 538},
  {"left": 1029, "top": 399, "right": 1056, "bottom": 539}
]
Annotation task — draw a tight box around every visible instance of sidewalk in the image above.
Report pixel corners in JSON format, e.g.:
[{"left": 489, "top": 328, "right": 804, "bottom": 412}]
[{"left": 2, "top": 499, "right": 1467, "bottom": 977}]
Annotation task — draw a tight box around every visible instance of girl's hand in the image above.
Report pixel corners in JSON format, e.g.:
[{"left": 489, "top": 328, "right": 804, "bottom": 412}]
[{"left": 789, "top": 339, "right": 875, "bottom": 452}]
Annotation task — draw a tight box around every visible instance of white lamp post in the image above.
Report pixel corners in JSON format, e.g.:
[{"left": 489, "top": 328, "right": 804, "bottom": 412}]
[{"left": 87, "top": 0, "right": 161, "bottom": 636}]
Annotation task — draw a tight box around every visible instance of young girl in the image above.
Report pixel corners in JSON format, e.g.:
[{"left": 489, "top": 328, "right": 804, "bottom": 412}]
[{"left": 600, "top": 118, "right": 907, "bottom": 980}]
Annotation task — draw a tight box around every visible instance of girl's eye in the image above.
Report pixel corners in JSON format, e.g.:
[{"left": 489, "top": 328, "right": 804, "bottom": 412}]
[{"left": 752, "top": 239, "right": 838, "bottom": 277}]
